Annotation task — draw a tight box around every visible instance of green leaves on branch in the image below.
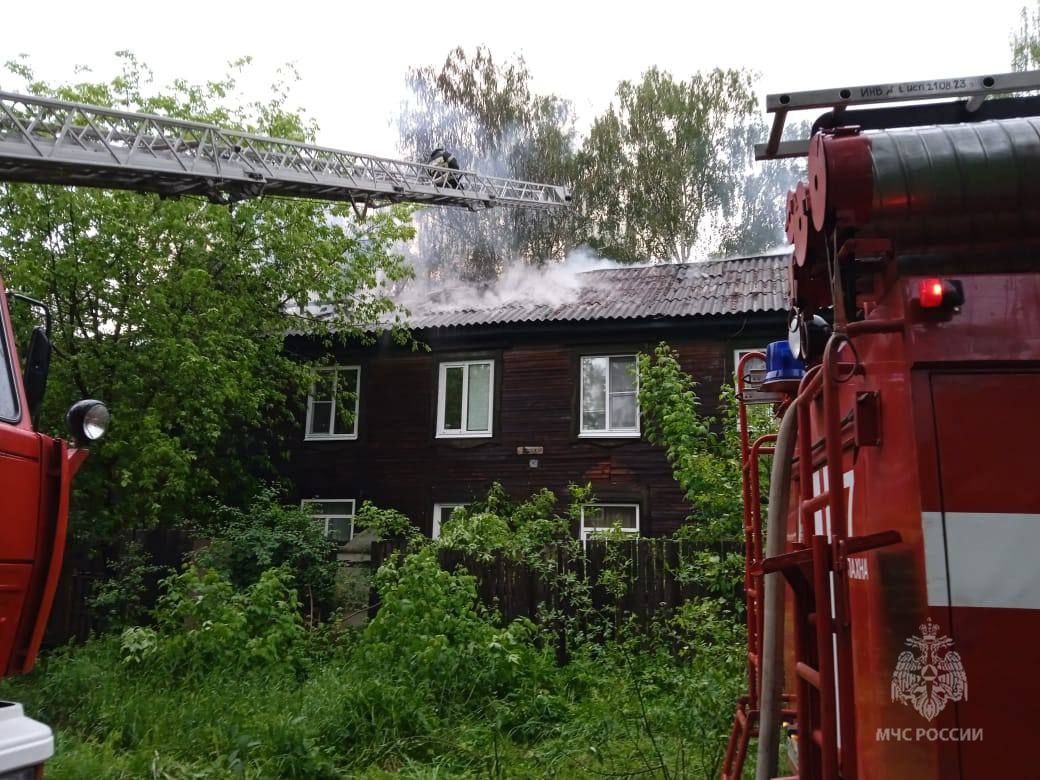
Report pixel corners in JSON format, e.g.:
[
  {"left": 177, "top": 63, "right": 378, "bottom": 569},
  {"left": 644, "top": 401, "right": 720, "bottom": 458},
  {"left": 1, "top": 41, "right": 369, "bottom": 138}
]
[
  {"left": 576, "top": 68, "right": 757, "bottom": 262},
  {"left": 0, "top": 55, "right": 414, "bottom": 540},
  {"left": 638, "top": 343, "right": 754, "bottom": 540}
]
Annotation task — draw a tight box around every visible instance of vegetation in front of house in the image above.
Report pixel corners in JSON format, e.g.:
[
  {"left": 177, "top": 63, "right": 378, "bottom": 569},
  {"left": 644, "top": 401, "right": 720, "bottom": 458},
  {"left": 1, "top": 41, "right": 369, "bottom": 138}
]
[
  {"left": 2, "top": 349, "right": 751, "bottom": 778},
  {"left": 3, "top": 489, "right": 746, "bottom": 779}
]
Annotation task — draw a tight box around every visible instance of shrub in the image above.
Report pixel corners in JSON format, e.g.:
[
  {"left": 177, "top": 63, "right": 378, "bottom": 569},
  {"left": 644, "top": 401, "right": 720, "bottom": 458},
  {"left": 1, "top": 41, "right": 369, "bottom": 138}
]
[
  {"left": 354, "top": 501, "right": 423, "bottom": 542},
  {"left": 121, "top": 565, "right": 306, "bottom": 677},
  {"left": 191, "top": 488, "right": 338, "bottom": 616}
]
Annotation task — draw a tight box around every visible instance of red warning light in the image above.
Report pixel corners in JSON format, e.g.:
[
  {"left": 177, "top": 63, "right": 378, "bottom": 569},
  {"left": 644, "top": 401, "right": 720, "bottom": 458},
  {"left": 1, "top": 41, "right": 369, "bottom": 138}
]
[
  {"left": 919, "top": 278, "right": 945, "bottom": 308},
  {"left": 917, "top": 278, "right": 965, "bottom": 310}
]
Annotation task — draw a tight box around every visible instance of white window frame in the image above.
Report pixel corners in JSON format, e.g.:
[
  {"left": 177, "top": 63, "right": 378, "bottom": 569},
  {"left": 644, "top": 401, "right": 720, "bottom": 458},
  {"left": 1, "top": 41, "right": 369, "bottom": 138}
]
[
  {"left": 305, "top": 365, "right": 360, "bottom": 441},
  {"left": 579, "top": 354, "right": 640, "bottom": 438},
  {"left": 432, "top": 502, "right": 467, "bottom": 539},
  {"left": 436, "top": 359, "right": 495, "bottom": 439},
  {"left": 579, "top": 503, "right": 640, "bottom": 541},
  {"left": 301, "top": 498, "right": 357, "bottom": 543}
]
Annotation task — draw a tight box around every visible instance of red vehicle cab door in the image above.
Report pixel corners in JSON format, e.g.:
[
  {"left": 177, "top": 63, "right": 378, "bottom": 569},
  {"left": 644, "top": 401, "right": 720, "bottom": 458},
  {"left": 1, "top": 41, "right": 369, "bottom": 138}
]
[{"left": 0, "top": 284, "right": 40, "bottom": 674}]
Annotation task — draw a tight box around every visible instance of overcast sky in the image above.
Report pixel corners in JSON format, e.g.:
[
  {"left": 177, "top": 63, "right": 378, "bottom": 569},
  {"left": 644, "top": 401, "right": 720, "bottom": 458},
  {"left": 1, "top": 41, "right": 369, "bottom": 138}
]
[{"left": 2, "top": 0, "right": 1032, "bottom": 159}]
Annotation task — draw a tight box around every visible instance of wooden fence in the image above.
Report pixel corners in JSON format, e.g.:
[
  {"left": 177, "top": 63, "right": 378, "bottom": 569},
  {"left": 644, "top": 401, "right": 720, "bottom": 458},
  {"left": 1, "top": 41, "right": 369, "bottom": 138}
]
[
  {"left": 44, "top": 528, "right": 196, "bottom": 647},
  {"left": 369, "top": 538, "right": 743, "bottom": 659}
]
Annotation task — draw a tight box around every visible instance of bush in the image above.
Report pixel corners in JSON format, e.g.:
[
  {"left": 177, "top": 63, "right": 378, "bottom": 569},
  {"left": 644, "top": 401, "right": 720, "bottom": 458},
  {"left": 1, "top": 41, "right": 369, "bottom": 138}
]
[
  {"left": 87, "top": 539, "right": 168, "bottom": 631},
  {"left": 121, "top": 565, "right": 306, "bottom": 678},
  {"left": 191, "top": 488, "right": 338, "bottom": 616}
]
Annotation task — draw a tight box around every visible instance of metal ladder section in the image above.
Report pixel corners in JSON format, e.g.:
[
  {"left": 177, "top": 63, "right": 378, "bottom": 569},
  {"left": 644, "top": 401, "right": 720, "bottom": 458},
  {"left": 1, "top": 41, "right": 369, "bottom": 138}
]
[
  {"left": 760, "top": 338, "right": 900, "bottom": 780},
  {"left": 755, "top": 69, "right": 1040, "bottom": 160},
  {"left": 0, "top": 91, "right": 571, "bottom": 210},
  {"left": 721, "top": 353, "right": 783, "bottom": 780}
]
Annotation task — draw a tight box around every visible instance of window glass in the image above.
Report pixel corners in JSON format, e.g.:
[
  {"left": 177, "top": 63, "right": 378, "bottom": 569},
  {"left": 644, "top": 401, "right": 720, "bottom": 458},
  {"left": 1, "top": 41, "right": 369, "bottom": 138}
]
[
  {"left": 580, "top": 503, "right": 640, "bottom": 540},
  {"left": 443, "top": 366, "right": 464, "bottom": 431},
  {"left": 333, "top": 368, "right": 359, "bottom": 435},
  {"left": 302, "top": 499, "right": 356, "bottom": 544},
  {"left": 466, "top": 363, "right": 491, "bottom": 432},
  {"left": 325, "top": 516, "right": 353, "bottom": 543},
  {"left": 306, "top": 366, "right": 359, "bottom": 439},
  {"left": 0, "top": 325, "right": 16, "bottom": 421},
  {"left": 581, "top": 357, "right": 607, "bottom": 430},
  {"left": 581, "top": 355, "right": 638, "bottom": 435},
  {"left": 437, "top": 360, "right": 493, "bottom": 437}
]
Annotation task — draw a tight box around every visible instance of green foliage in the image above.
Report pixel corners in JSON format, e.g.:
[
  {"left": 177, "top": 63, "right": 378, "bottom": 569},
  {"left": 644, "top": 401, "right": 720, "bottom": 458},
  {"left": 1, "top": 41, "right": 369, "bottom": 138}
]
[
  {"left": 355, "top": 500, "right": 423, "bottom": 542},
  {"left": 121, "top": 566, "right": 306, "bottom": 677},
  {"left": 191, "top": 488, "right": 339, "bottom": 615},
  {"left": 87, "top": 540, "right": 167, "bottom": 631},
  {"left": 0, "top": 55, "right": 415, "bottom": 545},
  {"left": 399, "top": 46, "right": 577, "bottom": 279},
  {"left": 639, "top": 343, "right": 745, "bottom": 540},
  {"left": 576, "top": 67, "right": 757, "bottom": 262},
  {"left": 1013, "top": 2, "right": 1040, "bottom": 70},
  {"left": 438, "top": 482, "right": 582, "bottom": 561}
]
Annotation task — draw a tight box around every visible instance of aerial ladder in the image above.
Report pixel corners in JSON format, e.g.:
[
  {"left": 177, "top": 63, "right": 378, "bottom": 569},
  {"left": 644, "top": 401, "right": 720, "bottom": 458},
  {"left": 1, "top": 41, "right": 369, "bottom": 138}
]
[
  {"left": 0, "top": 90, "right": 570, "bottom": 212},
  {"left": 721, "top": 69, "right": 1040, "bottom": 780},
  {"left": 0, "top": 89, "right": 570, "bottom": 776}
]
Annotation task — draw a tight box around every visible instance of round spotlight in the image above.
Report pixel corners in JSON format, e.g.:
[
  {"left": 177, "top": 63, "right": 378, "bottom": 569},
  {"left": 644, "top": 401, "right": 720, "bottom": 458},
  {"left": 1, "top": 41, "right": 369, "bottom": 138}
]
[{"left": 66, "top": 400, "right": 110, "bottom": 446}]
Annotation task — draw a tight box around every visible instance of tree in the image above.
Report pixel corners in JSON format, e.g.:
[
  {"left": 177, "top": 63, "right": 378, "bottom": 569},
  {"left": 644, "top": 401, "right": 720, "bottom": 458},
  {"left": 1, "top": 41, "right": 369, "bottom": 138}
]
[
  {"left": 397, "top": 47, "right": 577, "bottom": 281},
  {"left": 1012, "top": 2, "right": 1040, "bottom": 70},
  {"left": 713, "top": 120, "right": 809, "bottom": 257},
  {"left": 0, "top": 54, "right": 415, "bottom": 543},
  {"left": 575, "top": 67, "right": 757, "bottom": 263}
]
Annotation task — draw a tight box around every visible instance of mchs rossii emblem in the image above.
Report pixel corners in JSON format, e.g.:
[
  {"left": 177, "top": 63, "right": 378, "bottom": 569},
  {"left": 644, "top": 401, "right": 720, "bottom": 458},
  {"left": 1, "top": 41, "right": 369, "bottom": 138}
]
[{"left": 891, "top": 618, "right": 968, "bottom": 721}]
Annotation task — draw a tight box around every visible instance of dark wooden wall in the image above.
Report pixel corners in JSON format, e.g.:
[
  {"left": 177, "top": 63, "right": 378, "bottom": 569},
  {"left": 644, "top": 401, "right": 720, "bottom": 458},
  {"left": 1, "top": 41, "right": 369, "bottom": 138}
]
[{"left": 282, "top": 314, "right": 784, "bottom": 538}]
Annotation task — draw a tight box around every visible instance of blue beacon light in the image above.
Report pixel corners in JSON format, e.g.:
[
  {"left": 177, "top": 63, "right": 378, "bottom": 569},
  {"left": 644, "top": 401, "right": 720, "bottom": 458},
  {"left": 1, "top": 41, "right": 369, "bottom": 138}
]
[{"left": 763, "top": 340, "right": 805, "bottom": 385}]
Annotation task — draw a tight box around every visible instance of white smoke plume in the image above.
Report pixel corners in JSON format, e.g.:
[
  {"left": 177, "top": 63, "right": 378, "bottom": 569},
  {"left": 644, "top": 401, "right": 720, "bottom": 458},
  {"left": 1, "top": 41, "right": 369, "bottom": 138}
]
[{"left": 396, "top": 245, "right": 620, "bottom": 314}]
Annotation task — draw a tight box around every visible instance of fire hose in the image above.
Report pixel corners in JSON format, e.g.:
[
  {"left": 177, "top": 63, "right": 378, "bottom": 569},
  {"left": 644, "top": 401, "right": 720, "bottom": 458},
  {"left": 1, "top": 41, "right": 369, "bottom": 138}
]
[{"left": 755, "top": 402, "right": 798, "bottom": 780}]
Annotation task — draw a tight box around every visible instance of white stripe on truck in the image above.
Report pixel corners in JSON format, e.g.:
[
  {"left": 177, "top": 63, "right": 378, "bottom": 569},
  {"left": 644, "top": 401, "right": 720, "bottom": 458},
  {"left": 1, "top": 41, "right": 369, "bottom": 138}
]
[{"left": 923, "top": 512, "right": 1040, "bottom": 610}]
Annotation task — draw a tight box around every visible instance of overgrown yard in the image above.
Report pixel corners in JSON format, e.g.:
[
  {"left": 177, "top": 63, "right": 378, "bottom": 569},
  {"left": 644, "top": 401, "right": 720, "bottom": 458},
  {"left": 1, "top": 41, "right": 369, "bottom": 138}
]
[{"left": 1, "top": 488, "right": 749, "bottom": 779}]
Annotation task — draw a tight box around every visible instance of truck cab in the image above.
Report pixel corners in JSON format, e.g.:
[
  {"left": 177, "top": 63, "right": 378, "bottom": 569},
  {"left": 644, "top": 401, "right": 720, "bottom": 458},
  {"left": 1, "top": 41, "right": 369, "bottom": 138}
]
[{"left": 0, "top": 272, "right": 107, "bottom": 777}]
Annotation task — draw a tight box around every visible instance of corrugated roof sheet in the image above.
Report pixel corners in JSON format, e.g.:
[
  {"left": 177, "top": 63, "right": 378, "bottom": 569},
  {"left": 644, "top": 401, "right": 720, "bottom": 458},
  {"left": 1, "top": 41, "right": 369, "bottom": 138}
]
[
  {"left": 290, "top": 252, "right": 791, "bottom": 334},
  {"left": 402, "top": 252, "right": 790, "bottom": 330}
]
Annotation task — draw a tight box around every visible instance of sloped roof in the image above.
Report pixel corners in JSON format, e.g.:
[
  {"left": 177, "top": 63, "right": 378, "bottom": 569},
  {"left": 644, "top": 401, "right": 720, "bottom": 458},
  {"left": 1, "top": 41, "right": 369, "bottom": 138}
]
[{"left": 403, "top": 252, "right": 790, "bottom": 330}]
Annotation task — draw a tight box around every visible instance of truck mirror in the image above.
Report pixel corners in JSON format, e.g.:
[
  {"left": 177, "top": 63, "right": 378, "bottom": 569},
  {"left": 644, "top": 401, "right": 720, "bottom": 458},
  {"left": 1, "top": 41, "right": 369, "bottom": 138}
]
[{"left": 23, "top": 326, "right": 51, "bottom": 427}]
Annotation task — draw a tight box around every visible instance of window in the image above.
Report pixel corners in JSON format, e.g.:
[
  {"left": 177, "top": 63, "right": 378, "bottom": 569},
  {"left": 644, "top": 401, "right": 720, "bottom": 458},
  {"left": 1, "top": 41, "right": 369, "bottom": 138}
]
[
  {"left": 437, "top": 360, "right": 494, "bottom": 438},
  {"left": 580, "top": 355, "right": 639, "bottom": 437},
  {"left": 432, "top": 503, "right": 467, "bottom": 539},
  {"left": 0, "top": 311, "right": 17, "bottom": 422},
  {"left": 305, "top": 366, "right": 360, "bottom": 440},
  {"left": 580, "top": 503, "right": 640, "bottom": 541},
  {"left": 301, "top": 499, "right": 356, "bottom": 544},
  {"left": 734, "top": 348, "right": 766, "bottom": 383}
]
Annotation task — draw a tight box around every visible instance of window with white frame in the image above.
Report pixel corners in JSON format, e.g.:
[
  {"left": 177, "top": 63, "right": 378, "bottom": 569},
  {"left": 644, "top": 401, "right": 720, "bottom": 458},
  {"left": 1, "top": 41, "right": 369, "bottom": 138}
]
[
  {"left": 437, "top": 359, "right": 494, "bottom": 438},
  {"left": 734, "top": 348, "right": 766, "bottom": 383},
  {"left": 580, "top": 503, "right": 640, "bottom": 541},
  {"left": 301, "top": 499, "right": 356, "bottom": 544},
  {"left": 305, "top": 366, "right": 360, "bottom": 440},
  {"left": 580, "top": 355, "right": 639, "bottom": 437},
  {"left": 432, "top": 503, "right": 467, "bottom": 539}
]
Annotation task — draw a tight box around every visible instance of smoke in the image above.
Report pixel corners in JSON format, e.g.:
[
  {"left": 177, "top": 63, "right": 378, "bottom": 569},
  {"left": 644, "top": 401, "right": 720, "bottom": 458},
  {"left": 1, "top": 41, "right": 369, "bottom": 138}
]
[{"left": 396, "top": 245, "right": 619, "bottom": 314}]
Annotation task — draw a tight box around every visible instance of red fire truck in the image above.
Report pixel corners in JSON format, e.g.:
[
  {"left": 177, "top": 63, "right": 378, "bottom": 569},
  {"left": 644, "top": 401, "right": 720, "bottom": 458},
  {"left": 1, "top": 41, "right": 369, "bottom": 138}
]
[
  {"left": 0, "top": 89, "right": 569, "bottom": 777},
  {"left": 723, "top": 69, "right": 1040, "bottom": 780}
]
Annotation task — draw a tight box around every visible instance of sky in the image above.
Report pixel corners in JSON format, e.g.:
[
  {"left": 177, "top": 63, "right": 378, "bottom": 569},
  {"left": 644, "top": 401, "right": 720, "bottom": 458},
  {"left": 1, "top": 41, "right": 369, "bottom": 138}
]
[{"left": 2, "top": 0, "right": 1032, "bottom": 160}]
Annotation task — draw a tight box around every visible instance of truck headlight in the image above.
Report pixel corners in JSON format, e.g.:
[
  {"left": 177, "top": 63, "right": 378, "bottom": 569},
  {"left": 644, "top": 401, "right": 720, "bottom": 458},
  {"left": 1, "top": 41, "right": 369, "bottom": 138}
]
[{"left": 66, "top": 400, "right": 109, "bottom": 445}]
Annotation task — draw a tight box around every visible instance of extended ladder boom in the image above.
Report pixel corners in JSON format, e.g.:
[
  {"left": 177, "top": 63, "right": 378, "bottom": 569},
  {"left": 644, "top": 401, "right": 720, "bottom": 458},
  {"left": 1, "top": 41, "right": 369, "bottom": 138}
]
[{"left": 0, "top": 91, "right": 571, "bottom": 210}]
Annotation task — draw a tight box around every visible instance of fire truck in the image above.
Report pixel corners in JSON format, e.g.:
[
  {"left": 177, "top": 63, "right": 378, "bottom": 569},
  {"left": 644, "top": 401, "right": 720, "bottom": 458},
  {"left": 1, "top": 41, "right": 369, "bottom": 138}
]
[
  {"left": 723, "top": 69, "right": 1040, "bottom": 780},
  {"left": 0, "top": 89, "right": 569, "bottom": 777}
]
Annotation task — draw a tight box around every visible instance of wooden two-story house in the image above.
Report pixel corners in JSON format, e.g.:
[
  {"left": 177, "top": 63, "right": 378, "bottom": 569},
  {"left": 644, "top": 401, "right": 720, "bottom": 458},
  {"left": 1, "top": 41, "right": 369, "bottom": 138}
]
[{"left": 281, "top": 252, "right": 789, "bottom": 544}]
